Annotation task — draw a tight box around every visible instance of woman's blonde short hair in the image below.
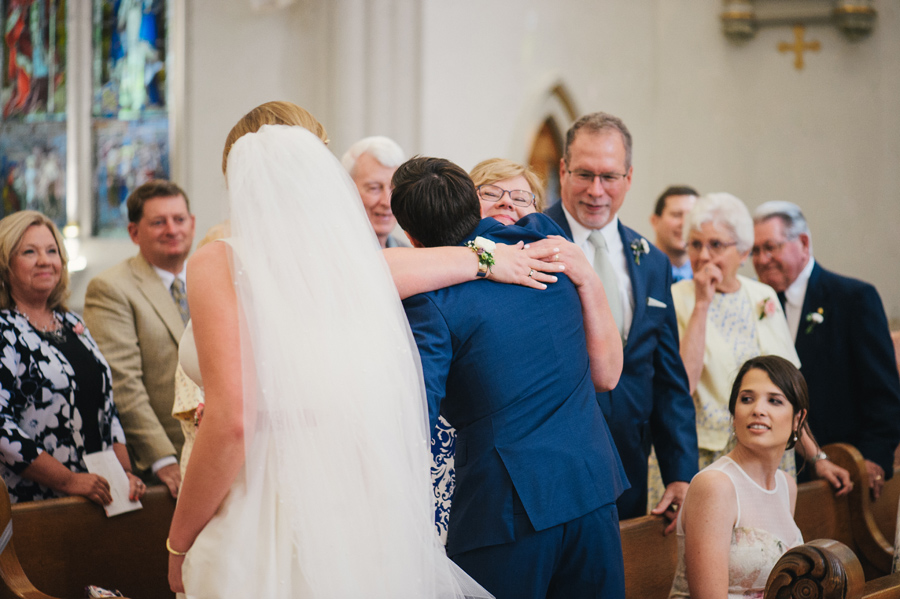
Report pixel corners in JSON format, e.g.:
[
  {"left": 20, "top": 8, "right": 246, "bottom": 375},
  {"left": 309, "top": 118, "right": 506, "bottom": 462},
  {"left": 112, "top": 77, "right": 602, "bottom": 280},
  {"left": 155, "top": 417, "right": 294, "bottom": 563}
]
[
  {"left": 0, "top": 211, "right": 69, "bottom": 311},
  {"left": 469, "top": 158, "right": 546, "bottom": 212},
  {"left": 222, "top": 101, "right": 329, "bottom": 174},
  {"left": 197, "top": 221, "right": 231, "bottom": 250}
]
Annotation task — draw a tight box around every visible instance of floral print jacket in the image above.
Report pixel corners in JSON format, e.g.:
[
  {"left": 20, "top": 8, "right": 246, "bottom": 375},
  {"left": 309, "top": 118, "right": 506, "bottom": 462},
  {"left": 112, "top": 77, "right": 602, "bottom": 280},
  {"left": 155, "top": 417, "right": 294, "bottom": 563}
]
[{"left": 0, "top": 310, "right": 125, "bottom": 503}]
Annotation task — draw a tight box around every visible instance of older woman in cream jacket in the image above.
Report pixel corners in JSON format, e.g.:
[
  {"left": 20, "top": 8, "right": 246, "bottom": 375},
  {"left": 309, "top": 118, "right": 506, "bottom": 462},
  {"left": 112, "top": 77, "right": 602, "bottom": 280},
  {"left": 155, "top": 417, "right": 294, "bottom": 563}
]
[{"left": 672, "top": 193, "right": 849, "bottom": 489}]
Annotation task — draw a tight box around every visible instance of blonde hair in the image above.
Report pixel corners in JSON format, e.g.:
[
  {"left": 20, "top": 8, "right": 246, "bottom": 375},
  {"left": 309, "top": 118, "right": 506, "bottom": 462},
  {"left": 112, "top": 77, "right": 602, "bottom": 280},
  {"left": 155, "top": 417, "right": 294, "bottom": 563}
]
[
  {"left": 197, "top": 221, "right": 231, "bottom": 250},
  {"left": 0, "top": 211, "right": 69, "bottom": 311},
  {"left": 469, "top": 158, "right": 546, "bottom": 212},
  {"left": 222, "top": 101, "right": 329, "bottom": 174}
]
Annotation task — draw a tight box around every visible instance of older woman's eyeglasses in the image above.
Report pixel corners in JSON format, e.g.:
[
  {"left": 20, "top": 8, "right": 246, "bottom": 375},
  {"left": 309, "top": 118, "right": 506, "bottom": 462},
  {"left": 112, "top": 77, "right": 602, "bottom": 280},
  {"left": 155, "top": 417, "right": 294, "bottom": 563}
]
[
  {"left": 477, "top": 185, "right": 536, "bottom": 207},
  {"left": 566, "top": 169, "right": 628, "bottom": 189},
  {"left": 687, "top": 239, "right": 738, "bottom": 256}
]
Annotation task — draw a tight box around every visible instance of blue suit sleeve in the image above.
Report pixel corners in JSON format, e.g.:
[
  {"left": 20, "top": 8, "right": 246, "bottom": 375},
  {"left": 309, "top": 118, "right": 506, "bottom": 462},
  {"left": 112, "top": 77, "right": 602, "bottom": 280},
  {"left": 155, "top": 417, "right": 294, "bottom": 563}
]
[
  {"left": 402, "top": 294, "right": 453, "bottom": 432},
  {"left": 649, "top": 266, "right": 699, "bottom": 485},
  {"left": 848, "top": 284, "right": 900, "bottom": 477}
]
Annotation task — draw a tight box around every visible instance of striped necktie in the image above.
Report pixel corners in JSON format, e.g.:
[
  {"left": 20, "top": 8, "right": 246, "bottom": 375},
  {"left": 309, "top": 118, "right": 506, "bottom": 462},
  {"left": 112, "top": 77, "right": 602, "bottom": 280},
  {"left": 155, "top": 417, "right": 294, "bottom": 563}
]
[{"left": 170, "top": 279, "right": 190, "bottom": 324}]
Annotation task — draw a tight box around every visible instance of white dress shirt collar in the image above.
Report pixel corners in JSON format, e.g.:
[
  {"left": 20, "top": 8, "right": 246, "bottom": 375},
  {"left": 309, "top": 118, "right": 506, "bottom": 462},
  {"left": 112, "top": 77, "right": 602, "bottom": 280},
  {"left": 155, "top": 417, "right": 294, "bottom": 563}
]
[
  {"left": 151, "top": 264, "right": 187, "bottom": 291},
  {"left": 783, "top": 256, "right": 815, "bottom": 342}
]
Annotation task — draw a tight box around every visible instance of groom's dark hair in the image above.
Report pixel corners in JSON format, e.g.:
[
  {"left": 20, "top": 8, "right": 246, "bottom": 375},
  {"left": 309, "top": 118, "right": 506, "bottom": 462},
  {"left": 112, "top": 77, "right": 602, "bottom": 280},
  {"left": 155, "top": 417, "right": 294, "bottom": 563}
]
[{"left": 391, "top": 157, "right": 481, "bottom": 248}]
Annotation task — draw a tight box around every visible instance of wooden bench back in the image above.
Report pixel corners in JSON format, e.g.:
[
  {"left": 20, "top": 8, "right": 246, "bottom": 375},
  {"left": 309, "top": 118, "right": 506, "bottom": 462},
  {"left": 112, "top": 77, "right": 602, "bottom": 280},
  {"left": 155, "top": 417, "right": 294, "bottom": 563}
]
[
  {"left": 1, "top": 485, "right": 175, "bottom": 599},
  {"left": 620, "top": 514, "right": 677, "bottom": 599}
]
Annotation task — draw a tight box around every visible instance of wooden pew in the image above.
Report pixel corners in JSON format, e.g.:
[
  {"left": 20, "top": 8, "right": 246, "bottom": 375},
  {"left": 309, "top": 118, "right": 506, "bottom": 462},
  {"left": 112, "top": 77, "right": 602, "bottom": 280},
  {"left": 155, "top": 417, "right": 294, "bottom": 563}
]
[
  {"left": 765, "top": 539, "right": 900, "bottom": 599},
  {"left": 620, "top": 443, "right": 899, "bottom": 599},
  {"left": 0, "top": 484, "right": 175, "bottom": 599},
  {"left": 825, "top": 443, "right": 896, "bottom": 579}
]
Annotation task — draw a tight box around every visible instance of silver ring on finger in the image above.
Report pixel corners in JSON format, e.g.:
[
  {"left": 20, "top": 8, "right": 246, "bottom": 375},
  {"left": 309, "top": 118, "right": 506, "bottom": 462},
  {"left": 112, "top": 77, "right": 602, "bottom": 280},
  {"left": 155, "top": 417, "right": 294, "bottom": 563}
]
[{"left": 528, "top": 269, "right": 535, "bottom": 279}]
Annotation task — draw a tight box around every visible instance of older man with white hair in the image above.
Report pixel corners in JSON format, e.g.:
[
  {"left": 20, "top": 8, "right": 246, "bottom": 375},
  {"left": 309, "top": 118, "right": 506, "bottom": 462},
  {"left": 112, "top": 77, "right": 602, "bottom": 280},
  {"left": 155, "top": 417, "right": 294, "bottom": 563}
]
[
  {"left": 342, "top": 136, "right": 407, "bottom": 248},
  {"left": 752, "top": 201, "right": 900, "bottom": 498}
]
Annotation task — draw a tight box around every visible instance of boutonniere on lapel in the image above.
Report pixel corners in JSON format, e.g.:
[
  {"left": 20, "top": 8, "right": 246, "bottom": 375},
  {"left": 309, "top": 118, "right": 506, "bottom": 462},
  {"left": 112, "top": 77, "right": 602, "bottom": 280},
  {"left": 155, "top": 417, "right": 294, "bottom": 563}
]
[
  {"left": 73, "top": 322, "right": 85, "bottom": 336},
  {"left": 758, "top": 298, "right": 777, "bottom": 320},
  {"left": 630, "top": 238, "right": 650, "bottom": 265},
  {"left": 804, "top": 308, "right": 824, "bottom": 334}
]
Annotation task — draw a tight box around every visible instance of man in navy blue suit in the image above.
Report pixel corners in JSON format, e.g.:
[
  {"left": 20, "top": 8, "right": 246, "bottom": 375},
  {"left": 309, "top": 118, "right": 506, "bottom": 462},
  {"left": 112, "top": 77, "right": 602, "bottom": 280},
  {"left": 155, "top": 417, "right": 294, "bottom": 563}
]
[
  {"left": 392, "top": 157, "right": 628, "bottom": 599},
  {"left": 753, "top": 201, "right": 900, "bottom": 498},
  {"left": 545, "top": 112, "right": 699, "bottom": 525}
]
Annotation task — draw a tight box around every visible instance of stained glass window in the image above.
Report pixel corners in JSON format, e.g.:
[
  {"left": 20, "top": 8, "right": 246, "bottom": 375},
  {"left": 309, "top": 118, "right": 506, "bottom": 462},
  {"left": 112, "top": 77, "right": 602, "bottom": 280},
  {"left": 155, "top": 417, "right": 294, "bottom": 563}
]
[
  {"left": 91, "top": 0, "right": 170, "bottom": 237},
  {"left": 0, "top": 0, "right": 67, "bottom": 226}
]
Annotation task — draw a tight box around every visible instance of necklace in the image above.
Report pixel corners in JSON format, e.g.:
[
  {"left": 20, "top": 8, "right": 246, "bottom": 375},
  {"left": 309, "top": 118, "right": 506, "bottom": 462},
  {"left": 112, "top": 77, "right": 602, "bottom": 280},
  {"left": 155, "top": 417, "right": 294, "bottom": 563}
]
[{"left": 15, "top": 307, "right": 66, "bottom": 344}]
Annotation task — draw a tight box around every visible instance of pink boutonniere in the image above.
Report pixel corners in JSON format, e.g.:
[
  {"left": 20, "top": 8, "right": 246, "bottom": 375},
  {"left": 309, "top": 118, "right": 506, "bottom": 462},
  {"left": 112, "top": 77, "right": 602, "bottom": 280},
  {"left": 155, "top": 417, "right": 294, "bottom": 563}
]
[
  {"left": 758, "top": 298, "right": 777, "bottom": 320},
  {"left": 194, "top": 402, "right": 205, "bottom": 428},
  {"left": 73, "top": 322, "right": 85, "bottom": 336}
]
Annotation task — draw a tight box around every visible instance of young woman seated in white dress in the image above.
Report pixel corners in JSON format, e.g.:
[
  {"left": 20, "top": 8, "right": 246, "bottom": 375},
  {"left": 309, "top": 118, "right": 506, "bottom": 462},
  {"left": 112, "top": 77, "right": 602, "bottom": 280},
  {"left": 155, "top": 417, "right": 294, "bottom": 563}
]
[{"left": 668, "top": 355, "right": 851, "bottom": 599}]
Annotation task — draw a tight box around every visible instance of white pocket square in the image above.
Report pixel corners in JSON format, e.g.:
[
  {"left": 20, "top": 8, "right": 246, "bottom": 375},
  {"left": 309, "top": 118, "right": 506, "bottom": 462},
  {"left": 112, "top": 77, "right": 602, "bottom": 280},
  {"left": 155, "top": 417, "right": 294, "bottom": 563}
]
[{"left": 647, "top": 297, "right": 667, "bottom": 309}]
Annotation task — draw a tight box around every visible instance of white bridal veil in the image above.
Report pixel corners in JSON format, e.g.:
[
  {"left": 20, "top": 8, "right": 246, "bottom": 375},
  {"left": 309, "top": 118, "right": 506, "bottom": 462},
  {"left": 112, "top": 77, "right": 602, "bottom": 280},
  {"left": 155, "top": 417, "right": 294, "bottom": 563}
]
[{"left": 222, "top": 125, "right": 491, "bottom": 598}]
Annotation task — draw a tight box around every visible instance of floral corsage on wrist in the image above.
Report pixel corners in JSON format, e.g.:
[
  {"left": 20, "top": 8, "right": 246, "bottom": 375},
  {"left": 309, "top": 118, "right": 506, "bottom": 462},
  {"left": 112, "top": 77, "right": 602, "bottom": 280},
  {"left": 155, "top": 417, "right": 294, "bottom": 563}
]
[
  {"left": 466, "top": 236, "right": 496, "bottom": 278},
  {"left": 630, "top": 238, "right": 650, "bottom": 265},
  {"left": 805, "top": 307, "right": 824, "bottom": 334},
  {"left": 758, "top": 298, "right": 778, "bottom": 320}
]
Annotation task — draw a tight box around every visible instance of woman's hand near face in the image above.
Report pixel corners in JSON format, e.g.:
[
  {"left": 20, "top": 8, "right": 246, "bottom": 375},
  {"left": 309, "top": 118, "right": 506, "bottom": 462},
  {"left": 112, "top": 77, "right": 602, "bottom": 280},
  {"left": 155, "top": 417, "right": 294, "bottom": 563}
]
[{"left": 693, "top": 263, "right": 722, "bottom": 306}]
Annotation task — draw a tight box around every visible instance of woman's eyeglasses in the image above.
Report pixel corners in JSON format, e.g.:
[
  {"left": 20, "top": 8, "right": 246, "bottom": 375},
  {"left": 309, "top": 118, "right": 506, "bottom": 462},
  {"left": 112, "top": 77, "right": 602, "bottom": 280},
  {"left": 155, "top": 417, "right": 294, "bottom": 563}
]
[
  {"left": 687, "top": 239, "right": 738, "bottom": 256},
  {"left": 477, "top": 185, "right": 536, "bottom": 207}
]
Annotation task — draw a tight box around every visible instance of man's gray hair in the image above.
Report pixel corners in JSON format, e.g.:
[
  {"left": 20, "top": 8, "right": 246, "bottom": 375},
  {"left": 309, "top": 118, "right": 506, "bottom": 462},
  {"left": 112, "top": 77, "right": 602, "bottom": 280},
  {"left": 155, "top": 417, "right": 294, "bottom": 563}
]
[
  {"left": 564, "top": 112, "right": 633, "bottom": 170},
  {"left": 753, "top": 201, "right": 811, "bottom": 242},
  {"left": 341, "top": 136, "right": 406, "bottom": 175},
  {"left": 684, "top": 192, "right": 754, "bottom": 253}
]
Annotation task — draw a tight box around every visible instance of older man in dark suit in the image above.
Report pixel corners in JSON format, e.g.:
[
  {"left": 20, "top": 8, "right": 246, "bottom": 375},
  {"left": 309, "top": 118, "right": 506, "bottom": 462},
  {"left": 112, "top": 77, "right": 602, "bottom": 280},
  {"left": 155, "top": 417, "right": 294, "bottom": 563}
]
[
  {"left": 753, "top": 201, "right": 900, "bottom": 498},
  {"left": 545, "top": 112, "right": 698, "bottom": 525}
]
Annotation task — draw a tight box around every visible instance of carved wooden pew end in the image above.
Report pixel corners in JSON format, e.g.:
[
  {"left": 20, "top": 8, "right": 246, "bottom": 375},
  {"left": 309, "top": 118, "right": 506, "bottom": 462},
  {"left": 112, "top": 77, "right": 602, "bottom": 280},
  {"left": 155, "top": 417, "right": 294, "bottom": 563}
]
[{"left": 766, "top": 539, "right": 865, "bottom": 599}]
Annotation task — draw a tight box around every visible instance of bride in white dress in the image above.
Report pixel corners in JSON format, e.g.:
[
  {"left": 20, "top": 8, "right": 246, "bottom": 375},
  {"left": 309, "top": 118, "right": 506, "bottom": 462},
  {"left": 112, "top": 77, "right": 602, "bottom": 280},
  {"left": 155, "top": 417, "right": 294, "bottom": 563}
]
[{"left": 166, "top": 101, "right": 491, "bottom": 599}]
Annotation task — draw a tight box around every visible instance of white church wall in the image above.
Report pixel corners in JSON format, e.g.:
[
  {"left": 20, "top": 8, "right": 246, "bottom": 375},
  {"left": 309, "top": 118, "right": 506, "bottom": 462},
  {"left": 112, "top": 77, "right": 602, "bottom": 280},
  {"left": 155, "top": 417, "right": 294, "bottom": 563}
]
[
  {"left": 69, "top": 0, "right": 900, "bottom": 323},
  {"left": 417, "top": 0, "right": 900, "bottom": 321}
]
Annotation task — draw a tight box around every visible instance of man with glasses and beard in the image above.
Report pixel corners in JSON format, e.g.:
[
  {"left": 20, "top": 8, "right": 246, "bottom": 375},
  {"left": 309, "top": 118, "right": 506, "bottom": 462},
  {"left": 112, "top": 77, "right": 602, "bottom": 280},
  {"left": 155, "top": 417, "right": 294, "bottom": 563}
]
[{"left": 545, "top": 112, "right": 698, "bottom": 530}]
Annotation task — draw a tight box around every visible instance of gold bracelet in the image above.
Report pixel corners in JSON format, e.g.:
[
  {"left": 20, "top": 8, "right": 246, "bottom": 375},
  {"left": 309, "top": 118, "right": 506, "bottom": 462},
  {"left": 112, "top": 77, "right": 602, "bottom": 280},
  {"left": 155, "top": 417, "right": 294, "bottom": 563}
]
[{"left": 166, "top": 538, "right": 189, "bottom": 556}]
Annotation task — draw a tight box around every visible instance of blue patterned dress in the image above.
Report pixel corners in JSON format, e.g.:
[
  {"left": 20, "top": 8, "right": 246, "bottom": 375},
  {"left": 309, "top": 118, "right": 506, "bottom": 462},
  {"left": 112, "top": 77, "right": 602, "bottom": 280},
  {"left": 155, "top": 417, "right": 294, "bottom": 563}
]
[{"left": 431, "top": 415, "right": 455, "bottom": 544}]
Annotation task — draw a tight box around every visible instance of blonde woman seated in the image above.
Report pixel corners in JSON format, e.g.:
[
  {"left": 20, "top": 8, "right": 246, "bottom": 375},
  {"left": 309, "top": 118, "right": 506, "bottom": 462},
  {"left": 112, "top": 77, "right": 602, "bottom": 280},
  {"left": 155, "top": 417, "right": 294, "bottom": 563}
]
[
  {"left": 672, "top": 193, "right": 849, "bottom": 489},
  {"left": 669, "top": 355, "right": 812, "bottom": 598}
]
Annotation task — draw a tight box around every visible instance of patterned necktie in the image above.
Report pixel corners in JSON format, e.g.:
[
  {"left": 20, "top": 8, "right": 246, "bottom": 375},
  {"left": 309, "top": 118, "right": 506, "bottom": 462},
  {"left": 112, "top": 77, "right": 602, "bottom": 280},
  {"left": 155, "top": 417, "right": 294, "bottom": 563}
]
[
  {"left": 588, "top": 230, "right": 624, "bottom": 338},
  {"left": 170, "top": 278, "right": 190, "bottom": 324}
]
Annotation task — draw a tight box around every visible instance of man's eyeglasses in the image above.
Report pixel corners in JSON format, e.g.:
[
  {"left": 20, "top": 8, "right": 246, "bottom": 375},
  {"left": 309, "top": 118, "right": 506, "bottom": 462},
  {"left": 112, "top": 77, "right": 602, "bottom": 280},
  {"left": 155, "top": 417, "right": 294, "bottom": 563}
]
[
  {"left": 477, "top": 185, "right": 536, "bottom": 207},
  {"left": 750, "top": 241, "right": 787, "bottom": 259},
  {"left": 566, "top": 169, "right": 628, "bottom": 189},
  {"left": 687, "top": 239, "right": 738, "bottom": 257}
]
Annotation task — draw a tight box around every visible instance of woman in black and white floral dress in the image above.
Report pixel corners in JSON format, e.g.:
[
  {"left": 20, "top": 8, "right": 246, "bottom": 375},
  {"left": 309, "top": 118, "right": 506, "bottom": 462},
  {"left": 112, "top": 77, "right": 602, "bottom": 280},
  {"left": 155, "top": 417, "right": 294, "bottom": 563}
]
[{"left": 0, "top": 211, "right": 145, "bottom": 504}]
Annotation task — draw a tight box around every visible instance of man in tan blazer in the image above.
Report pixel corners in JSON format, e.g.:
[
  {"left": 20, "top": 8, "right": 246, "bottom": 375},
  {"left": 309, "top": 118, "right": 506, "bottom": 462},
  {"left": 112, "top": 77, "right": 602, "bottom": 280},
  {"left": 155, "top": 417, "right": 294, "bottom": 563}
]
[{"left": 84, "top": 180, "right": 196, "bottom": 497}]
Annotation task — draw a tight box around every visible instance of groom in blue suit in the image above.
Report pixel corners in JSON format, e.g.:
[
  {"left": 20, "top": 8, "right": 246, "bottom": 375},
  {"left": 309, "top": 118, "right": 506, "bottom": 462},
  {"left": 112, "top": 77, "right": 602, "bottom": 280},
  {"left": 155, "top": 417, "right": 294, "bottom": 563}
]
[
  {"left": 392, "top": 157, "right": 628, "bottom": 599},
  {"left": 545, "top": 112, "right": 699, "bottom": 524}
]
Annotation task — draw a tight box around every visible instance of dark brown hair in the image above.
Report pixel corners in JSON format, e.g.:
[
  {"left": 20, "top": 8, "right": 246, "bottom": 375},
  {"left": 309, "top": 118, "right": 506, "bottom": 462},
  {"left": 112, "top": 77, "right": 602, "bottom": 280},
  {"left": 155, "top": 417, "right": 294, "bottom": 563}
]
[
  {"left": 126, "top": 179, "right": 191, "bottom": 224},
  {"left": 728, "top": 355, "right": 810, "bottom": 450},
  {"left": 391, "top": 157, "right": 481, "bottom": 248}
]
